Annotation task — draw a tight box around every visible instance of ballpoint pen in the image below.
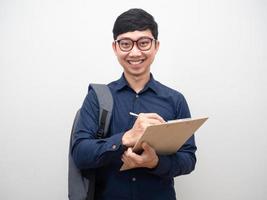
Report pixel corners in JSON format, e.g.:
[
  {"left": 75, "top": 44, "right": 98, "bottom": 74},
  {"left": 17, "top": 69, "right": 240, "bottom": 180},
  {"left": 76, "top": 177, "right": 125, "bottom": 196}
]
[{"left": 129, "top": 112, "right": 139, "bottom": 117}]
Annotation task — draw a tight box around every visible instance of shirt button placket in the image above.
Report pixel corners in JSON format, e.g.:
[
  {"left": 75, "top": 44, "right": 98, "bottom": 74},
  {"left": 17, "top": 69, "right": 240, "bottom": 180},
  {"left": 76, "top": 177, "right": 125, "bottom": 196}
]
[{"left": 132, "top": 177, "right": 137, "bottom": 200}]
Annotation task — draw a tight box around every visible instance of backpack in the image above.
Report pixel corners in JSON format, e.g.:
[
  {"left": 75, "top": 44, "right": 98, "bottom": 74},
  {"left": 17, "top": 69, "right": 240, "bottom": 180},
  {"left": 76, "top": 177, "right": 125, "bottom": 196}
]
[{"left": 68, "top": 84, "right": 113, "bottom": 200}]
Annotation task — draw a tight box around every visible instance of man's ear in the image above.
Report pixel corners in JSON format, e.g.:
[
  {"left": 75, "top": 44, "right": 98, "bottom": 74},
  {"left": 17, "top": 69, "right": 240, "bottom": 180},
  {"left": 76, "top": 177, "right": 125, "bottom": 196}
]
[
  {"left": 155, "top": 40, "right": 160, "bottom": 53},
  {"left": 112, "top": 42, "right": 117, "bottom": 54}
]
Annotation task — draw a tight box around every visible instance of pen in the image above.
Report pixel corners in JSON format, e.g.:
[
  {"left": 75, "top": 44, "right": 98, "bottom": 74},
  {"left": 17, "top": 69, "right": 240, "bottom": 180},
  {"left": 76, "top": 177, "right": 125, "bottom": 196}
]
[{"left": 129, "top": 112, "right": 139, "bottom": 117}]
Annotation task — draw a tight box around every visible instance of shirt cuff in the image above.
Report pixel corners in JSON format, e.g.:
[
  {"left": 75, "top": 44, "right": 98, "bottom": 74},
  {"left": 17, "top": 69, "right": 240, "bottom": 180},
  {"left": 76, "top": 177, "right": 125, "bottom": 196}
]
[{"left": 100, "top": 132, "right": 125, "bottom": 153}]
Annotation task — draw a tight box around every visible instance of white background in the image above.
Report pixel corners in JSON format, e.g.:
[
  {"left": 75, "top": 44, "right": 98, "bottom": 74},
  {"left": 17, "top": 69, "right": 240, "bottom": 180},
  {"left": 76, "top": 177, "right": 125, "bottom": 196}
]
[{"left": 1, "top": 0, "right": 266, "bottom": 199}]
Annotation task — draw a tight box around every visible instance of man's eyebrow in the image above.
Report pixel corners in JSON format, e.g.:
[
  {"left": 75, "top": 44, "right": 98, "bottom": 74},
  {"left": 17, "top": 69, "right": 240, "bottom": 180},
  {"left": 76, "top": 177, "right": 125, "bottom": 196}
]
[
  {"left": 117, "top": 36, "right": 152, "bottom": 41},
  {"left": 116, "top": 37, "right": 132, "bottom": 40}
]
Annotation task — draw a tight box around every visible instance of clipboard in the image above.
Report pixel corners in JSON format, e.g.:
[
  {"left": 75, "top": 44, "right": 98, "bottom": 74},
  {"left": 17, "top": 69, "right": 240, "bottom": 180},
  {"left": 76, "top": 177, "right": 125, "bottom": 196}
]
[{"left": 120, "top": 117, "right": 208, "bottom": 171}]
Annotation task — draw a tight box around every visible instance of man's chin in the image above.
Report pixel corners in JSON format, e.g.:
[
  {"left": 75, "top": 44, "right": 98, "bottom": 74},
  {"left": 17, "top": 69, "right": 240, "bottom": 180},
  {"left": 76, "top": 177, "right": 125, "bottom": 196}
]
[{"left": 125, "top": 68, "right": 150, "bottom": 78}]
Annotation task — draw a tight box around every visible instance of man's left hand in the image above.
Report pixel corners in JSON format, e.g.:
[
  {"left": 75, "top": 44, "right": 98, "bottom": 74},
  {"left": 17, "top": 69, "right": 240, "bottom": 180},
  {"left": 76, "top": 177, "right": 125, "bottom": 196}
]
[{"left": 121, "top": 142, "right": 159, "bottom": 170}]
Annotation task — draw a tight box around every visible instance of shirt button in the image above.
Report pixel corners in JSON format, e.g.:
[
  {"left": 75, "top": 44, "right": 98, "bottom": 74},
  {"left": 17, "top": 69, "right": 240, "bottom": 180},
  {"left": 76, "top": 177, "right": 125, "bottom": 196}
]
[
  {"left": 132, "top": 177, "right": 136, "bottom": 182},
  {"left": 136, "top": 94, "right": 139, "bottom": 98},
  {"left": 112, "top": 144, "right": 116, "bottom": 150}
]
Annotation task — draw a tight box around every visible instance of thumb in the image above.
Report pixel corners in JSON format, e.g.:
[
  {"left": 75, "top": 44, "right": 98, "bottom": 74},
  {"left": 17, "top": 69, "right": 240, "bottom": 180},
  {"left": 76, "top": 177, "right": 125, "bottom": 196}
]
[{"left": 142, "top": 142, "right": 152, "bottom": 152}]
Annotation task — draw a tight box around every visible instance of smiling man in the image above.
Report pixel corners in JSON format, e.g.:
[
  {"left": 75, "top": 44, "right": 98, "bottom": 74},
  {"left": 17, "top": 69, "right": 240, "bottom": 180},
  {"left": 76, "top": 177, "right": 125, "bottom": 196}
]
[
  {"left": 72, "top": 8, "right": 197, "bottom": 200},
  {"left": 112, "top": 29, "right": 159, "bottom": 93}
]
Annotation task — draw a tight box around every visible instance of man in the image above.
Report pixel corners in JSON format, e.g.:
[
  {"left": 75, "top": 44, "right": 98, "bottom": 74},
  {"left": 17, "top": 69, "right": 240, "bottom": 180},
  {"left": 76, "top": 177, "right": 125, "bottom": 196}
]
[{"left": 72, "top": 8, "right": 196, "bottom": 200}]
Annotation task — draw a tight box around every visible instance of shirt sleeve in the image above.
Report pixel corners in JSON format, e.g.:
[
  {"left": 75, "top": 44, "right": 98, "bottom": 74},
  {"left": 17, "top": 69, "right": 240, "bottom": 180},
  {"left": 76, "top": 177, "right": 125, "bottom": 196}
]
[
  {"left": 147, "top": 93, "right": 197, "bottom": 178},
  {"left": 71, "top": 88, "right": 125, "bottom": 170}
]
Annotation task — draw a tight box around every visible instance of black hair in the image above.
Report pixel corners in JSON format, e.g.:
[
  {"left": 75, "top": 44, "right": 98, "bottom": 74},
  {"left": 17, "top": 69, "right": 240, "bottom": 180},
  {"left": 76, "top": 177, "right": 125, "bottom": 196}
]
[{"left": 112, "top": 8, "right": 158, "bottom": 40}]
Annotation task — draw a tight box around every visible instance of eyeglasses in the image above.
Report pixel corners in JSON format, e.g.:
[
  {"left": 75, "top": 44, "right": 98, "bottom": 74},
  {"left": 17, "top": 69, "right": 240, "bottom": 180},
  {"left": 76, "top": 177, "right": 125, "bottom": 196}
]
[{"left": 115, "top": 37, "right": 156, "bottom": 52}]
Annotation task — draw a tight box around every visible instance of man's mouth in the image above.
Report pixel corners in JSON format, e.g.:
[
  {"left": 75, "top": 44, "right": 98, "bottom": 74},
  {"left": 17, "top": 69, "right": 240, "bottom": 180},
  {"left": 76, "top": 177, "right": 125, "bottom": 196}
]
[{"left": 127, "top": 59, "right": 145, "bottom": 65}]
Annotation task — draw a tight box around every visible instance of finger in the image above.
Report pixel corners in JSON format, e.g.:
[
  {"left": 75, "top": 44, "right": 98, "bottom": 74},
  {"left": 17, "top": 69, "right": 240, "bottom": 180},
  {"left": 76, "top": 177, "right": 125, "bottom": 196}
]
[
  {"left": 141, "top": 142, "right": 159, "bottom": 167},
  {"left": 126, "top": 149, "right": 141, "bottom": 161},
  {"left": 122, "top": 154, "right": 130, "bottom": 164},
  {"left": 124, "top": 149, "right": 138, "bottom": 164},
  {"left": 142, "top": 142, "right": 150, "bottom": 151},
  {"left": 125, "top": 147, "right": 133, "bottom": 156},
  {"left": 139, "top": 119, "right": 163, "bottom": 129},
  {"left": 122, "top": 153, "right": 136, "bottom": 168},
  {"left": 126, "top": 151, "right": 144, "bottom": 165},
  {"left": 146, "top": 118, "right": 164, "bottom": 126},
  {"left": 139, "top": 113, "right": 165, "bottom": 123},
  {"left": 121, "top": 155, "right": 126, "bottom": 163},
  {"left": 142, "top": 142, "right": 155, "bottom": 155}
]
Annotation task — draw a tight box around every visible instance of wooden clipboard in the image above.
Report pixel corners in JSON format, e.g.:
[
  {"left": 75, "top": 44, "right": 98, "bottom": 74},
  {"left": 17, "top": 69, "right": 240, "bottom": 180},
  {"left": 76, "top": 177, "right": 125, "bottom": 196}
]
[{"left": 120, "top": 117, "right": 208, "bottom": 171}]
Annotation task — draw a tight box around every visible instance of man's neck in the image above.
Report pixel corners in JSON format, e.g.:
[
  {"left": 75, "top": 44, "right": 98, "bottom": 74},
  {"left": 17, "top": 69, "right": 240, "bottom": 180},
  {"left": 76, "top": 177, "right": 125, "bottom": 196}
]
[{"left": 124, "top": 73, "right": 150, "bottom": 93}]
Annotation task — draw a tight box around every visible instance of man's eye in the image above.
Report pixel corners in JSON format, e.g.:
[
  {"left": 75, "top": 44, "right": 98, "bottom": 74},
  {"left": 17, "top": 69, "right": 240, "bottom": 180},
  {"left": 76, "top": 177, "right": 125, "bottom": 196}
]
[
  {"left": 138, "top": 40, "right": 150, "bottom": 47},
  {"left": 120, "top": 41, "right": 131, "bottom": 47}
]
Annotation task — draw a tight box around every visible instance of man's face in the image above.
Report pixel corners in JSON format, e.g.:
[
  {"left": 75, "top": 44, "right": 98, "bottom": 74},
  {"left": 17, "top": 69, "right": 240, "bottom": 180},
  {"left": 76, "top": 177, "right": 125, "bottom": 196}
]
[{"left": 112, "top": 29, "right": 159, "bottom": 79}]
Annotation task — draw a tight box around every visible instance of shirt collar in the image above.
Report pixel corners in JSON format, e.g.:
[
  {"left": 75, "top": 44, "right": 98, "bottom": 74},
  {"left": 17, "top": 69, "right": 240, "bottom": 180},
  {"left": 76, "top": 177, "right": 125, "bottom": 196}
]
[{"left": 113, "top": 73, "right": 159, "bottom": 95}]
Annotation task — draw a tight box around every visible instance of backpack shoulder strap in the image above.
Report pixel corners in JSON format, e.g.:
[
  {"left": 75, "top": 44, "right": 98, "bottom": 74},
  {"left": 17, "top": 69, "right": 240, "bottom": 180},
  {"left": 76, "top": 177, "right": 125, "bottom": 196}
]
[
  {"left": 89, "top": 83, "right": 113, "bottom": 138},
  {"left": 68, "top": 109, "right": 89, "bottom": 200},
  {"left": 68, "top": 83, "right": 113, "bottom": 200}
]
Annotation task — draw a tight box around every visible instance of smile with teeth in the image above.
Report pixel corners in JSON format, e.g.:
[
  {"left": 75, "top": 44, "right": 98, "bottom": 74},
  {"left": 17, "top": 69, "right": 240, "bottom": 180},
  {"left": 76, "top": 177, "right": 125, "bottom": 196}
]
[{"left": 127, "top": 59, "right": 145, "bottom": 65}]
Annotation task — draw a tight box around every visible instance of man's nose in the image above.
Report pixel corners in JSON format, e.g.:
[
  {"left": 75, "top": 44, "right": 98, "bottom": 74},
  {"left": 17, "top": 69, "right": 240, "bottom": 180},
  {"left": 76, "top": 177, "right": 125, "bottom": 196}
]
[{"left": 129, "top": 43, "right": 142, "bottom": 56}]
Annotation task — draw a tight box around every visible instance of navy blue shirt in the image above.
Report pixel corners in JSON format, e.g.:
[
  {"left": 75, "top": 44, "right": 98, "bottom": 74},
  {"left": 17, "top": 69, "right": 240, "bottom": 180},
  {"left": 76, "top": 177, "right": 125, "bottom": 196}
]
[{"left": 72, "top": 74, "right": 197, "bottom": 200}]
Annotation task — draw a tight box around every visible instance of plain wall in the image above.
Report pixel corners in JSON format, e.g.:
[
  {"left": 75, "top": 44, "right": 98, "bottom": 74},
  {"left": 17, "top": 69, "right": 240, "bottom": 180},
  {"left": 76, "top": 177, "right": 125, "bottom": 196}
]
[{"left": 1, "top": 0, "right": 266, "bottom": 199}]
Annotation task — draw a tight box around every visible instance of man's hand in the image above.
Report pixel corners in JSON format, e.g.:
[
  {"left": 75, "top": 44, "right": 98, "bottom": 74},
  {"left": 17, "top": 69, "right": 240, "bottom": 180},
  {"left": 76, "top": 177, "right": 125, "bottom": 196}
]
[
  {"left": 121, "top": 142, "right": 159, "bottom": 170},
  {"left": 122, "top": 113, "right": 165, "bottom": 147}
]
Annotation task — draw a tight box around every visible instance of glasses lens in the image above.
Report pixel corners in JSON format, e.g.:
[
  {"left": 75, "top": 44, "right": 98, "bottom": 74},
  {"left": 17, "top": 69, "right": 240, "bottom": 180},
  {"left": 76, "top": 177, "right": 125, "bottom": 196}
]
[
  {"left": 117, "top": 37, "right": 154, "bottom": 52},
  {"left": 137, "top": 38, "right": 152, "bottom": 51},
  {"left": 118, "top": 39, "right": 133, "bottom": 51}
]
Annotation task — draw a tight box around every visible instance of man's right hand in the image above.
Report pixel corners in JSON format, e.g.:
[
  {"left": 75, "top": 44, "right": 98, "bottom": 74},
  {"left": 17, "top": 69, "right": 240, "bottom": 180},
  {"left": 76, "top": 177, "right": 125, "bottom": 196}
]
[{"left": 122, "top": 113, "right": 165, "bottom": 147}]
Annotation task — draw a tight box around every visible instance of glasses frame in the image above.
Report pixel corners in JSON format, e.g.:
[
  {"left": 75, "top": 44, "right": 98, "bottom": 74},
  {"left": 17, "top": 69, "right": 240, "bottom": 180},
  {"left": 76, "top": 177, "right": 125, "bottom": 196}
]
[{"left": 114, "top": 37, "right": 156, "bottom": 52}]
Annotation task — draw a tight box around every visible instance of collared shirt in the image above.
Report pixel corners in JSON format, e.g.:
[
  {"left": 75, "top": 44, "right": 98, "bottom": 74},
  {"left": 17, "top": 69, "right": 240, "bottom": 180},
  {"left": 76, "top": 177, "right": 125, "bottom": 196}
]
[{"left": 72, "top": 74, "right": 197, "bottom": 200}]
